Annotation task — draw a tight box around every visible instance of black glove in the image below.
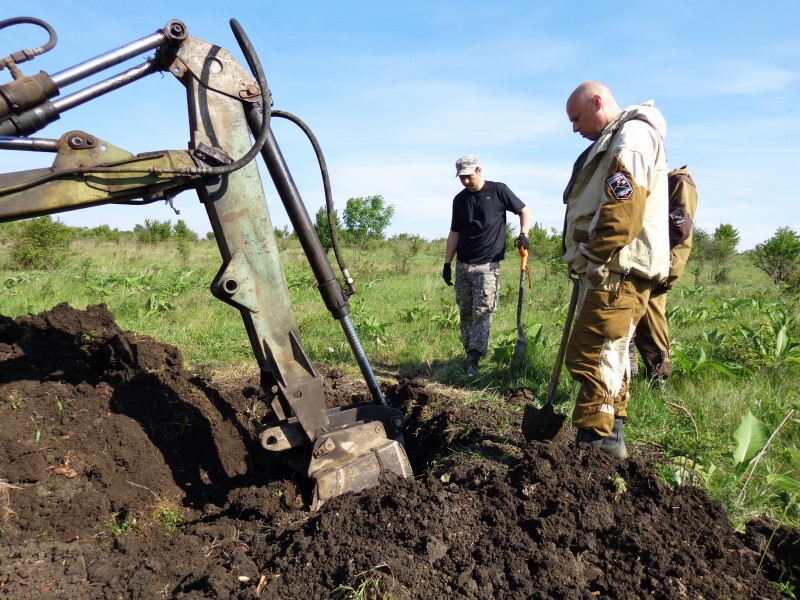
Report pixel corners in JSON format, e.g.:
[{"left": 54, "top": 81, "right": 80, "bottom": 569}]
[
  {"left": 514, "top": 233, "right": 529, "bottom": 250},
  {"left": 442, "top": 263, "right": 453, "bottom": 286}
]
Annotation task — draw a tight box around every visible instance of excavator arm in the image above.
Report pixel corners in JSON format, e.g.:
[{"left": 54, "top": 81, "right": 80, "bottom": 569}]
[{"left": 0, "top": 16, "right": 411, "bottom": 509}]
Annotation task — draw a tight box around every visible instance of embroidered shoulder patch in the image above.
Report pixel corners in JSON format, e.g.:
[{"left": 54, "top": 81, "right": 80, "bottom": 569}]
[
  {"left": 669, "top": 208, "right": 686, "bottom": 227},
  {"left": 606, "top": 171, "right": 633, "bottom": 200}
]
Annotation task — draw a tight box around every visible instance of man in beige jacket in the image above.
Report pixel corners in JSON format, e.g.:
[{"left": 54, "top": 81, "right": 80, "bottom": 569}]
[{"left": 562, "top": 81, "right": 670, "bottom": 458}]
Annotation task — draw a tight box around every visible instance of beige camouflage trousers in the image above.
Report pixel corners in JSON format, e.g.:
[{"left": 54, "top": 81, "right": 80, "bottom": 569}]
[
  {"left": 454, "top": 261, "right": 500, "bottom": 357},
  {"left": 566, "top": 272, "right": 651, "bottom": 437}
]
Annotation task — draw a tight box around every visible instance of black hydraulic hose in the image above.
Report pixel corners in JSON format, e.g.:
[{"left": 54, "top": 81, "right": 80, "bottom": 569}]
[
  {"left": 84, "top": 18, "right": 271, "bottom": 177},
  {"left": 187, "top": 18, "right": 270, "bottom": 176},
  {"left": 245, "top": 113, "right": 388, "bottom": 407},
  {"left": 271, "top": 109, "right": 355, "bottom": 297},
  {"left": 0, "top": 17, "right": 58, "bottom": 71}
]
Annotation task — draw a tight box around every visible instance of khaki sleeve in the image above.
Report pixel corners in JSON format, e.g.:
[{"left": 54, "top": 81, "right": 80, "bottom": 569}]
[
  {"left": 667, "top": 169, "right": 699, "bottom": 285},
  {"left": 582, "top": 155, "right": 647, "bottom": 264},
  {"left": 668, "top": 170, "right": 697, "bottom": 248}
]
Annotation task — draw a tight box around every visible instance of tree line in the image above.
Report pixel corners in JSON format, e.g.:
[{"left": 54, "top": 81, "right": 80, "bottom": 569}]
[{"left": 2, "top": 200, "right": 799, "bottom": 293}]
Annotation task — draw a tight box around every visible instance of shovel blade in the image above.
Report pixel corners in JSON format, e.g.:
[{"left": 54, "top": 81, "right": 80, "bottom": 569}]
[{"left": 522, "top": 402, "right": 568, "bottom": 442}]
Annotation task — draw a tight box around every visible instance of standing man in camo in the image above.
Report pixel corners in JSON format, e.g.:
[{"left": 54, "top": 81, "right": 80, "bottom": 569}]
[
  {"left": 443, "top": 155, "right": 531, "bottom": 376},
  {"left": 562, "top": 82, "right": 670, "bottom": 458}
]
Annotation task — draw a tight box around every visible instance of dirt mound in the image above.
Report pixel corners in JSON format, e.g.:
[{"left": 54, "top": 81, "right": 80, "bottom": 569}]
[{"left": 0, "top": 304, "right": 797, "bottom": 599}]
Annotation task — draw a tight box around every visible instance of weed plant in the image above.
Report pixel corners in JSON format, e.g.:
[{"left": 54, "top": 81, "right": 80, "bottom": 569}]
[{"left": 1, "top": 235, "right": 798, "bottom": 528}]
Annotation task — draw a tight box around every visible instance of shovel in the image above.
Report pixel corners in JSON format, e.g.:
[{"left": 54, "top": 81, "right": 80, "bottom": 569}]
[
  {"left": 510, "top": 247, "right": 532, "bottom": 373},
  {"left": 521, "top": 275, "right": 579, "bottom": 442}
]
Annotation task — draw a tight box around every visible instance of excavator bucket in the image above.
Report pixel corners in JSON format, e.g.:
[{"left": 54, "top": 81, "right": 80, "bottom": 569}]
[
  {"left": 257, "top": 403, "right": 412, "bottom": 510},
  {"left": 308, "top": 422, "right": 412, "bottom": 510}
]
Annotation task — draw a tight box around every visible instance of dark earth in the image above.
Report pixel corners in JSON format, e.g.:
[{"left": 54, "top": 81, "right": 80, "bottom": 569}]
[{"left": 1, "top": 303, "right": 798, "bottom": 599}]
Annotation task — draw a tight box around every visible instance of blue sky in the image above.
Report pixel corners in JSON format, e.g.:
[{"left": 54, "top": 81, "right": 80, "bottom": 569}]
[{"left": 2, "top": 0, "right": 798, "bottom": 250}]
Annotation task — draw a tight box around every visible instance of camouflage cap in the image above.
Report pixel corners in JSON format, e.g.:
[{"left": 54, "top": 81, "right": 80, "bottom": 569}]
[{"left": 455, "top": 155, "right": 480, "bottom": 177}]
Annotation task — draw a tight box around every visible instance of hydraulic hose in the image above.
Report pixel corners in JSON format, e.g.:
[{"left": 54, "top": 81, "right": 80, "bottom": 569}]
[
  {"left": 271, "top": 109, "right": 355, "bottom": 298},
  {"left": 246, "top": 109, "right": 388, "bottom": 407},
  {"left": 0, "top": 17, "right": 58, "bottom": 72},
  {"left": 146, "top": 18, "right": 270, "bottom": 177}
]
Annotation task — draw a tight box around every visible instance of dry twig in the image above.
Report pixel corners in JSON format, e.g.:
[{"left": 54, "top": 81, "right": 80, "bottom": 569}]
[{"left": 0, "top": 479, "right": 23, "bottom": 521}]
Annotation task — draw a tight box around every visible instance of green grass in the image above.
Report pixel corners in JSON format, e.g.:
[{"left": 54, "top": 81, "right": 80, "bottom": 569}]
[{"left": 1, "top": 235, "right": 799, "bottom": 528}]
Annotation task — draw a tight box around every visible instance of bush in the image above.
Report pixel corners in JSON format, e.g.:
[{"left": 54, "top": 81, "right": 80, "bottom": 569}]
[
  {"left": 527, "top": 222, "right": 561, "bottom": 262},
  {"left": 134, "top": 219, "right": 173, "bottom": 244},
  {"left": 315, "top": 206, "right": 343, "bottom": 253},
  {"left": 389, "top": 234, "right": 424, "bottom": 274},
  {"left": 752, "top": 227, "right": 800, "bottom": 285},
  {"left": 0, "top": 221, "right": 21, "bottom": 245},
  {"left": 90, "top": 224, "right": 121, "bottom": 242},
  {"left": 710, "top": 224, "right": 740, "bottom": 283},
  {"left": 132, "top": 219, "right": 198, "bottom": 243},
  {"left": 505, "top": 224, "right": 517, "bottom": 253},
  {"left": 343, "top": 195, "right": 394, "bottom": 255},
  {"left": 274, "top": 225, "right": 292, "bottom": 239},
  {"left": 785, "top": 266, "right": 800, "bottom": 292},
  {"left": 8, "top": 216, "right": 74, "bottom": 270},
  {"left": 689, "top": 224, "right": 740, "bottom": 284},
  {"left": 173, "top": 220, "right": 198, "bottom": 242}
]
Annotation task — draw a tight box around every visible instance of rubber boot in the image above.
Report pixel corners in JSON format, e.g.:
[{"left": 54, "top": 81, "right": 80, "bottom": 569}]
[
  {"left": 576, "top": 418, "right": 628, "bottom": 459},
  {"left": 602, "top": 418, "right": 628, "bottom": 459},
  {"left": 465, "top": 351, "right": 481, "bottom": 376}
]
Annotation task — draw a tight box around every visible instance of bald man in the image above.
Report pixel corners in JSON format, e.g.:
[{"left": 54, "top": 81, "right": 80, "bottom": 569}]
[{"left": 561, "top": 82, "right": 670, "bottom": 458}]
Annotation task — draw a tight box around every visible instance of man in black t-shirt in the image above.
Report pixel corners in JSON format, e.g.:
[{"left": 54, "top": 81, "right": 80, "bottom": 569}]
[{"left": 443, "top": 155, "right": 531, "bottom": 375}]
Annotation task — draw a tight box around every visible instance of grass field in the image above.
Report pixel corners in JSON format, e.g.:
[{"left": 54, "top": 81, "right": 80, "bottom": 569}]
[{"left": 1, "top": 232, "right": 798, "bottom": 529}]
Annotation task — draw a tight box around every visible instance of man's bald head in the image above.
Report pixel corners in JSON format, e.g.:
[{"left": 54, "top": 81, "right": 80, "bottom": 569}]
[{"left": 566, "top": 81, "right": 621, "bottom": 141}]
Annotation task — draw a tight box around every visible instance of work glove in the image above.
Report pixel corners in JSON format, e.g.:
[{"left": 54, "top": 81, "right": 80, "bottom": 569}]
[
  {"left": 586, "top": 260, "right": 609, "bottom": 287},
  {"left": 514, "top": 233, "right": 529, "bottom": 250},
  {"left": 442, "top": 263, "right": 453, "bottom": 286}
]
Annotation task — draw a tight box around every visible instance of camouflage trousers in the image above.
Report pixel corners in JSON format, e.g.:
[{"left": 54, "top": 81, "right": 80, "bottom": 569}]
[{"left": 454, "top": 261, "right": 500, "bottom": 357}]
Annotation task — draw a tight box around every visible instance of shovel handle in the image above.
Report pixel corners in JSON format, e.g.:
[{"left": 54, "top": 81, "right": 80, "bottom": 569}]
[
  {"left": 545, "top": 277, "right": 580, "bottom": 405},
  {"left": 518, "top": 246, "right": 528, "bottom": 270},
  {"left": 518, "top": 247, "right": 532, "bottom": 288}
]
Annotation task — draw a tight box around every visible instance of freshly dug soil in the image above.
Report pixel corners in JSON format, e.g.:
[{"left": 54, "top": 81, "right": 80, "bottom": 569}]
[{"left": 0, "top": 303, "right": 797, "bottom": 599}]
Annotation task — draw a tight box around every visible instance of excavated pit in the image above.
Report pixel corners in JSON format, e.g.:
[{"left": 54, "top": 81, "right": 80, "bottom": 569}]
[{"left": 0, "top": 303, "right": 798, "bottom": 599}]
